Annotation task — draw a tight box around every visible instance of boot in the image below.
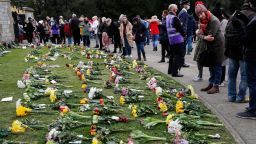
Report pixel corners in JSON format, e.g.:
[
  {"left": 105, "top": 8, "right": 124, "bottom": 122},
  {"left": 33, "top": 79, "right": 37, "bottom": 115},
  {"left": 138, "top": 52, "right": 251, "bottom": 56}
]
[
  {"left": 137, "top": 53, "right": 141, "bottom": 61},
  {"left": 142, "top": 52, "right": 146, "bottom": 61},
  {"left": 207, "top": 86, "right": 219, "bottom": 94},
  {"left": 201, "top": 84, "right": 213, "bottom": 92}
]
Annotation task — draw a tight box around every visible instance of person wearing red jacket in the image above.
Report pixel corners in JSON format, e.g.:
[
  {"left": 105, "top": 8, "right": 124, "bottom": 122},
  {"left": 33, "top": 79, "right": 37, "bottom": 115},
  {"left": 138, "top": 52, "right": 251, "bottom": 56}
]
[
  {"left": 64, "top": 20, "right": 73, "bottom": 46},
  {"left": 149, "top": 15, "right": 160, "bottom": 51}
]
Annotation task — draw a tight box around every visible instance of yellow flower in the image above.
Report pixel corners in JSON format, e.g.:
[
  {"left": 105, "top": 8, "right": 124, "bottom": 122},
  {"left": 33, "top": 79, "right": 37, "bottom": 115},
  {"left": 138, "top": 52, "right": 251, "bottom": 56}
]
[
  {"left": 81, "top": 74, "right": 85, "bottom": 81},
  {"left": 187, "top": 85, "right": 199, "bottom": 99},
  {"left": 50, "top": 89, "right": 57, "bottom": 103},
  {"left": 132, "top": 60, "right": 138, "bottom": 68},
  {"left": 166, "top": 114, "right": 174, "bottom": 124},
  {"left": 92, "top": 137, "right": 101, "bottom": 144},
  {"left": 159, "top": 102, "right": 168, "bottom": 112},
  {"left": 10, "top": 120, "right": 28, "bottom": 133},
  {"left": 119, "top": 96, "right": 125, "bottom": 105},
  {"left": 176, "top": 100, "right": 184, "bottom": 114},
  {"left": 131, "top": 105, "right": 138, "bottom": 118},
  {"left": 87, "top": 69, "right": 91, "bottom": 76},
  {"left": 81, "top": 83, "right": 87, "bottom": 89},
  {"left": 16, "top": 106, "right": 32, "bottom": 117},
  {"left": 80, "top": 98, "right": 89, "bottom": 104}
]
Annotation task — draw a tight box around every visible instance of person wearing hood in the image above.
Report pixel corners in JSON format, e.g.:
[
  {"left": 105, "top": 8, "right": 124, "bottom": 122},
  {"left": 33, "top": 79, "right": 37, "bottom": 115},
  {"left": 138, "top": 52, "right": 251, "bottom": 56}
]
[
  {"left": 149, "top": 15, "right": 160, "bottom": 51},
  {"left": 132, "top": 17, "right": 147, "bottom": 61},
  {"left": 194, "top": 2, "right": 225, "bottom": 94},
  {"left": 236, "top": 0, "right": 256, "bottom": 119},
  {"left": 166, "top": 4, "right": 186, "bottom": 77}
]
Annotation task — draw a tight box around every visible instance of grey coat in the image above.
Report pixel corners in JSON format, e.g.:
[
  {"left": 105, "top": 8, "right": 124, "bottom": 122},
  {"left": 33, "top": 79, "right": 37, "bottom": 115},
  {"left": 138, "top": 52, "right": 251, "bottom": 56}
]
[{"left": 194, "top": 15, "right": 225, "bottom": 65}]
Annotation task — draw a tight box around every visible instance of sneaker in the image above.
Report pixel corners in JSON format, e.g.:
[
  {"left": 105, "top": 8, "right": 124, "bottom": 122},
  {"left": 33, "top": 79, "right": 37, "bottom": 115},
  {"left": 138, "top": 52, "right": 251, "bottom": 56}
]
[
  {"left": 236, "top": 111, "right": 256, "bottom": 120},
  {"left": 192, "top": 76, "right": 202, "bottom": 82},
  {"left": 228, "top": 96, "right": 236, "bottom": 102},
  {"left": 219, "top": 82, "right": 225, "bottom": 87}
]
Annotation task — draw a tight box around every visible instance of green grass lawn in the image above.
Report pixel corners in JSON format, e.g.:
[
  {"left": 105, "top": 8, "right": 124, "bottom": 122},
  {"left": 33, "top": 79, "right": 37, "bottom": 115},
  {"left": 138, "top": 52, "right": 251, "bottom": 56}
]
[{"left": 0, "top": 48, "right": 236, "bottom": 144}]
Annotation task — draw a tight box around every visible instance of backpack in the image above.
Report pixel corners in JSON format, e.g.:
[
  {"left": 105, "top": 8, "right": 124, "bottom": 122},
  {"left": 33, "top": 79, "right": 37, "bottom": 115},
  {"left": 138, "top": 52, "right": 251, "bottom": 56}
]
[{"left": 225, "top": 10, "right": 250, "bottom": 56}]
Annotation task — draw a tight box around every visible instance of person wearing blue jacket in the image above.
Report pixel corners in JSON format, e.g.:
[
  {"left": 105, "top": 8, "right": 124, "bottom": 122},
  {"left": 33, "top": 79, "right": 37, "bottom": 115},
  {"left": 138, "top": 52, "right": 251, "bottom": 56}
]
[
  {"left": 178, "top": 0, "right": 190, "bottom": 67},
  {"left": 186, "top": 13, "right": 197, "bottom": 55}
]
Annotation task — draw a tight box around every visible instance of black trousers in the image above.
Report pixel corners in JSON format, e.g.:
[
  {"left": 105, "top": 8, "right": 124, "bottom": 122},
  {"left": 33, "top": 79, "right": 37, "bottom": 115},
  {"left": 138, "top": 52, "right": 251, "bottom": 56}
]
[
  {"left": 114, "top": 35, "right": 122, "bottom": 52},
  {"left": 160, "top": 41, "right": 170, "bottom": 61},
  {"left": 168, "top": 43, "right": 184, "bottom": 75},
  {"left": 98, "top": 34, "right": 103, "bottom": 49},
  {"left": 73, "top": 31, "right": 80, "bottom": 45}
]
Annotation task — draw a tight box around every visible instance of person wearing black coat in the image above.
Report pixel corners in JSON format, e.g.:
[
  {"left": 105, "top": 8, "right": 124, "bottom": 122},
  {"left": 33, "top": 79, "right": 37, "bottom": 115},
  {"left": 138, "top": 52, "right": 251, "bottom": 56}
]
[
  {"left": 113, "top": 21, "right": 122, "bottom": 53},
  {"left": 159, "top": 10, "right": 170, "bottom": 63},
  {"left": 236, "top": 0, "right": 256, "bottom": 119},
  {"left": 70, "top": 14, "right": 80, "bottom": 45},
  {"left": 24, "top": 18, "right": 35, "bottom": 44},
  {"left": 98, "top": 18, "right": 105, "bottom": 50},
  {"left": 132, "top": 17, "right": 147, "bottom": 61}
]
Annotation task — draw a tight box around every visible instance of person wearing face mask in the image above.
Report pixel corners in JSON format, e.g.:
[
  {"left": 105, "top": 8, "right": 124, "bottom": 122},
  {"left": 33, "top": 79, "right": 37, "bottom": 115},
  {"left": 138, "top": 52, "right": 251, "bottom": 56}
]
[
  {"left": 194, "top": 2, "right": 225, "bottom": 94},
  {"left": 178, "top": 0, "right": 191, "bottom": 68},
  {"left": 166, "top": 4, "right": 186, "bottom": 77}
]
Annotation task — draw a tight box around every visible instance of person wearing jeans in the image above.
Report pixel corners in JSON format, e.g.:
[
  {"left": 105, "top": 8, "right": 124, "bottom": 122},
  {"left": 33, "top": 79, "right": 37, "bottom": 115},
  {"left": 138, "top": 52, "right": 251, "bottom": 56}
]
[
  {"left": 149, "top": 15, "right": 160, "bottom": 51},
  {"left": 228, "top": 59, "right": 247, "bottom": 102},
  {"left": 209, "top": 64, "right": 222, "bottom": 88},
  {"left": 120, "top": 15, "right": 133, "bottom": 58},
  {"left": 132, "top": 17, "right": 147, "bottom": 61}
]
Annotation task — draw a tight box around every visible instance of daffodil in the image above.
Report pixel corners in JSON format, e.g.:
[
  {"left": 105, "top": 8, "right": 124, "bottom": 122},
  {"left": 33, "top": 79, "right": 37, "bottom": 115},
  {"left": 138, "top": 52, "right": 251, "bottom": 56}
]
[
  {"left": 81, "top": 74, "right": 85, "bottom": 81},
  {"left": 80, "top": 98, "right": 89, "bottom": 104},
  {"left": 132, "top": 60, "right": 138, "bottom": 68},
  {"left": 10, "top": 120, "right": 28, "bottom": 133},
  {"left": 176, "top": 100, "right": 184, "bottom": 114},
  {"left": 119, "top": 96, "right": 125, "bottom": 105},
  {"left": 16, "top": 105, "right": 32, "bottom": 117},
  {"left": 131, "top": 105, "right": 138, "bottom": 118},
  {"left": 92, "top": 137, "right": 100, "bottom": 144},
  {"left": 159, "top": 102, "right": 168, "bottom": 112},
  {"left": 50, "top": 89, "right": 57, "bottom": 103},
  {"left": 81, "top": 83, "right": 87, "bottom": 89},
  {"left": 86, "top": 69, "right": 91, "bottom": 76},
  {"left": 187, "top": 85, "right": 199, "bottom": 99},
  {"left": 166, "top": 114, "right": 174, "bottom": 124}
]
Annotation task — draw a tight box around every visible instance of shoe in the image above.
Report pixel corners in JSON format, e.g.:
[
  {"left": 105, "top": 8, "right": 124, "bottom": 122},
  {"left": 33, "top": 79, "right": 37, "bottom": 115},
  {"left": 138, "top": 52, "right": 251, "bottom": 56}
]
[
  {"left": 207, "top": 86, "right": 219, "bottom": 94},
  {"left": 143, "top": 57, "right": 147, "bottom": 61},
  {"left": 192, "top": 76, "right": 202, "bottom": 82},
  {"left": 94, "top": 45, "right": 99, "bottom": 48},
  {"left": 201, "top": 84, "right": 213, "bottom": 91},
  {"left": 228, "top": 97, "right": 236, "bottom": 102},
  {"left": 158, "top": 60, "right": 165, "bottom": 63},
  {"left": 187, "top": 52, "right": 191, "bottom": 55},
  {"left": 172, "top": 74, "right": 184, "bottom": 77},
  {"left": 182, "top": 64, "right": 190, "bottom": 67},
  {"left": 237, "top": 111, "right": 256, "bottom": 120},
  {"left": 219, "top": 82, "right": 225, "bottom": 87},
  {"left": 113, "top": 51, "right": 117, "bottom": 53},
  {"left": 235, "top": 97, "right": 248, "bottom": 103}
]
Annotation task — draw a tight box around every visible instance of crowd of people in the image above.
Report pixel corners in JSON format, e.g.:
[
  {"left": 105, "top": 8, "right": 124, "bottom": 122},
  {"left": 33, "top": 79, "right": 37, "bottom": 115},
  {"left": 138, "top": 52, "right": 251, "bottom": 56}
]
[{"left": 15, "top": 0, "right": 256, "bottom": 119}]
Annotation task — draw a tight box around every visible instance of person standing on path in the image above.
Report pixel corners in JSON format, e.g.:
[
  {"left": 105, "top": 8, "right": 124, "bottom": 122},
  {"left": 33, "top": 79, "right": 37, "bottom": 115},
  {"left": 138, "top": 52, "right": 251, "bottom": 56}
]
[
  {"left": 186, "top": 13, "right": 197, "bottom": 55},
  {"left": 149, "top": 15, "right": 160, "bottom": 51},
  {"left": 59, "top": 16, "right": 65, "bottom": 44},
  {"left": 92, "top": 16, "right": 99, "bottom": 48},
  {"left": 79, "top": 17, "right": 91, "bottom": 47},
  {"left": 120, "top": 15, "right": 133, "bottom": 58},
  {"left": 194, "top": 2, "right": 225, "bottom": 94},
  {"left": 167, "top": 4, "right": 186, "bottom": 77},
  {"left": 159, "top": 10, "right": 170, "bottom": 63},
  {"left": 24, "top": 18, "right": 35, "bottom": 44},
  {"left": 64, "top": 20, "right": 72, "bottom": 46},
  {"left": 178, "top": 0, "right": 191, "bottom": 68},
  {"left": 237, "top": 0, "right": 256, "bottom": 119},
  {"left": 132, "top": 17, "right": 147, "bottom": 61},
  {"left": 71, "top": 14, "right": 81, "bottom": 46}
]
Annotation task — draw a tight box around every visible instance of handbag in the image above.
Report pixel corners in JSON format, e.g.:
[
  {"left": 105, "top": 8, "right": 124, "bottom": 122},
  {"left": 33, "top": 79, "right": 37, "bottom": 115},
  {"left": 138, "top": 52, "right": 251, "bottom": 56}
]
[{"left": 198, "top": 42, "right": 216, "bottom": 67}]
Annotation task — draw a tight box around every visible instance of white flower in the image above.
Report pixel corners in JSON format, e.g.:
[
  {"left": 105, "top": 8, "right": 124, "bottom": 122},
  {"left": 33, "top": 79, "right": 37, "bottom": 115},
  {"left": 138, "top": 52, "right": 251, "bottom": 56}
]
[
  {"left": 17, "top": 80, "right": 26, "bottom": 89},
  {"left": 88, "top": 87, "right": 97, "bottom": 99},
  {"left": 155, "top": 87, "right": 163, "bottom": 96},
  {"left": 168, "top": 119, "right": 182, "bottom": 134}
]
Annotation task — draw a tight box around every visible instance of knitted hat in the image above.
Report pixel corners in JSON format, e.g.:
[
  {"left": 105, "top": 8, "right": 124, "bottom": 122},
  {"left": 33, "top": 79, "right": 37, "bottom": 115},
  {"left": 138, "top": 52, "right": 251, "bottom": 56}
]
[{"left": 195, "top": 4, "right": 208, "bottom": 16}]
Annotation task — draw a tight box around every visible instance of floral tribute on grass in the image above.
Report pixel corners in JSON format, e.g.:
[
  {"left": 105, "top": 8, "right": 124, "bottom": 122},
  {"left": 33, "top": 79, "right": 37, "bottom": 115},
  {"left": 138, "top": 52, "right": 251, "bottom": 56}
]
[{"left": 0, "top": 45, "right": 233, "bottom": 144}]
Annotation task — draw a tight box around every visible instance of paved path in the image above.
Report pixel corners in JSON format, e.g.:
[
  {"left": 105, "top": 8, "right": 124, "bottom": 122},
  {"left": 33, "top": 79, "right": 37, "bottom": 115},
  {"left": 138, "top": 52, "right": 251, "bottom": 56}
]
[{"left": 128, "top": 43, "right": 255, "bottom": 144}]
